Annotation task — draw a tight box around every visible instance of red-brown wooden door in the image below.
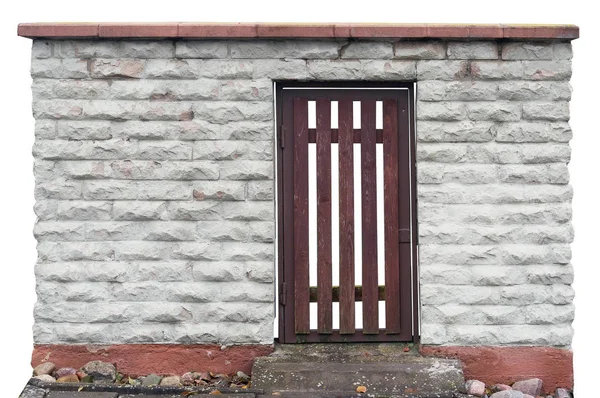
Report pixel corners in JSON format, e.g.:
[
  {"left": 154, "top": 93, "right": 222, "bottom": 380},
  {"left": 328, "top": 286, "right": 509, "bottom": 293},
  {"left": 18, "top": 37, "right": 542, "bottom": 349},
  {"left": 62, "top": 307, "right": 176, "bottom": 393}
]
[{"left": 277, "top": 83, "right": 417, "bottom": 343}]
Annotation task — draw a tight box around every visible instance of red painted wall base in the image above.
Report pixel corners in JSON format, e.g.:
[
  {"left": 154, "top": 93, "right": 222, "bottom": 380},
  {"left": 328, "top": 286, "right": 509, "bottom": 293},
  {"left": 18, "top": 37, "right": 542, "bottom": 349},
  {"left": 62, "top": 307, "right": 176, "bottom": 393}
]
[
  {"left": 32, "top": 344, "right": 573, "bottom": 393},
  {"left": 32, "top": 344, "right": 274, "bottom": 377},
  {"left": 420, "top": 345, "right": 573, "bottom": 393}
]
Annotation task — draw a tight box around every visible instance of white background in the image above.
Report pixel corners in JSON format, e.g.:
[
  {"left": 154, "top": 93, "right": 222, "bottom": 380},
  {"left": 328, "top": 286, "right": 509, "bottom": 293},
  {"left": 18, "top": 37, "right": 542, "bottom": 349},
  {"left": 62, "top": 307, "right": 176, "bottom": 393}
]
[{"left": 1, "top": 1, "right": 598, "bottom": 396}]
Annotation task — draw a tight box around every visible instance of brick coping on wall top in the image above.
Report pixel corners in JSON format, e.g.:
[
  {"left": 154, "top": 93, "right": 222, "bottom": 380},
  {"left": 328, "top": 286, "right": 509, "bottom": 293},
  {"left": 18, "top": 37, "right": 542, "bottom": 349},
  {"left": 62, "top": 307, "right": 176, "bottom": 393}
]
[{"left": 17, "top": 22, "right": 579, "bottom": 40}]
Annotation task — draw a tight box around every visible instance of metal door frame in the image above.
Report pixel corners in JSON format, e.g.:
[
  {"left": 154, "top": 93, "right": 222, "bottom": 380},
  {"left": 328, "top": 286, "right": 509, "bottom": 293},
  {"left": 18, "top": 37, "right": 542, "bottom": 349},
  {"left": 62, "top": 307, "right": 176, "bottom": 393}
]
[{"left": 275, "top": 81, "right": 419, "bottom": 343}]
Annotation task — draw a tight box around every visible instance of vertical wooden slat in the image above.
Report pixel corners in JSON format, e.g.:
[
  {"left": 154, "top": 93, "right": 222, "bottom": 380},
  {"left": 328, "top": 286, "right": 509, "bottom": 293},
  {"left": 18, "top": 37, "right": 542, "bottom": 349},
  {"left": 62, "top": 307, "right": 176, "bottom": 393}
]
[
  {"left": 338, "top": 99, "right": 355, "bottom": 334},
  {"left": 398, "top": 91, "right": 414, "bottom": 338},
  {"left": 316, "top": 99, "right": 332, "bottom": 334},
  {"left": 293, "top": 97, "right": 310, "bottom": 335},
  {"left": 360, "top": 99, "right": 379, "bottom": 335},
  {"left": 383, "top": 99, "right": 401, "bottom": 334}
]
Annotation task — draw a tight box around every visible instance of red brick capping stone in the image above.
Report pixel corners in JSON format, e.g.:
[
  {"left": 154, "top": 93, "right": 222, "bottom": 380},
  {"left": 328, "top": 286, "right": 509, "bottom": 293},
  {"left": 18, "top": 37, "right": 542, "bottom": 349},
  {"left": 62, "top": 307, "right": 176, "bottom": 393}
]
[
  {"left": 17, "top": 23, "right": 579, "bottom": 39},
  {"left": 32, "top": 344, "right": 274, "bottom": 376},
  {"left": 420, "top": 345, "right": 573, "bottom": 394}
]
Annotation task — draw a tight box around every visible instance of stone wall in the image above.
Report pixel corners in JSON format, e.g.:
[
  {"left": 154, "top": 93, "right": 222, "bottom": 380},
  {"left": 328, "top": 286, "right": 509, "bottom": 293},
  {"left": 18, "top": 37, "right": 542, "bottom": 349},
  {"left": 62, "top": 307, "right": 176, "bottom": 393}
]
[{"left": 29, "top": 38, "right": 573, "bottom": 347}]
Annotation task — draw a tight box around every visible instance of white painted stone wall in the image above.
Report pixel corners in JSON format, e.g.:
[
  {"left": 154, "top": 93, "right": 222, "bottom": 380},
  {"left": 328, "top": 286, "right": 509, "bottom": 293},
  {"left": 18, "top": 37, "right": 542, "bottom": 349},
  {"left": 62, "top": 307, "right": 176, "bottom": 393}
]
[{"left": 30, "top": 38, "right": 574, "bottom": 346}]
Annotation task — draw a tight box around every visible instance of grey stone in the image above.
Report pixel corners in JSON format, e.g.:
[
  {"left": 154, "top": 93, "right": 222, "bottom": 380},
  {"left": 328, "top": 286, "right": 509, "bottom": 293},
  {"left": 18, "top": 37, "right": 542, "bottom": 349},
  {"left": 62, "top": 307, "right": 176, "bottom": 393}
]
[
  {"left": 32, "top": 40, "right": 53, "bottom": 58},
  {"left": 502, "top": 42, "right": 572, "bottom": 60},
  {"left": 53, "top": 367, "right": 76, "bottom": 378},
  {"left": 417, "top": 101, "right": 467, "bottom": 121},
  {"left": 141, "top": 373, "right": 162, "bottom": 386},
  {"left": 230, "top": 40, "right": 340, "bottom": 59},
  {"left": 159, "top": 375, "right": 183, "bottom": 386},
  {"left": 555, "top": 388, "right": 572, "bottom": 398},
  {"left": 81, "top": 360, "right": 117, "bottom": 382},
  {"left": 175, "top": 41, "right": 228, "bottom": 58},
  {"left": 144, "top": 59, "right": 200, "bottom": 79},
  {"left": 33, "top": 361, "right": 56, "bottom": 376},
  {"left": 471, "top": 61, "right": 523, "bottom": 80},
  {"left": 19, "top": 386, "right": 46, "bottom": 398},
  {"left": 417, "top": 60, "right": 470, "bottom": 80},
  {"left": 417, "top": 121, "right": 495, "bottom": 142},
  {"left": 491, "top": 391, "right": 524, "bottom": 398},
  {"left": 394, "top": 40, "right": 446, "bottom": 59},
  {"left": 465, "top": 379, "right": 486, "bottom": 396},
  {"left": 31, "top": 59, "right": 89, "bottom": 79},
  {"left": 418, "top": 81, "right": 498, "bottom": 101},
  {"left": 33, "top": 375, "right": 56, "bottom": 383},
  {"left": 90, "top": 59, "right": 144, "bottom": 78},
  {"left": 523, "top": 102, "right": 570, "bottom": 121},
  {"left": 341, "top": 41, "right": 393, "bottom": 59},
  {"left": 448, "top": 41, "right": 498, "bottom": 59},
  {"left": 512, "top": 378, "right": 543, "bottom": 396},
  {"left": 467, "top": 102, "right": 522, "bottom": 121},
  {"left": 307, "top": 60, "right": 416, "bottom": 80},
  {"left": 522, "top": 60, "right": 572, "bottom": 80}
]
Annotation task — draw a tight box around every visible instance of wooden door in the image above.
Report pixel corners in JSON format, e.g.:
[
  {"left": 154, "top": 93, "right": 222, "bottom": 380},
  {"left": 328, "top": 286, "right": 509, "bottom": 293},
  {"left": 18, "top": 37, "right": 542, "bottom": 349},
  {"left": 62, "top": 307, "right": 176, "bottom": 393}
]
[{"left": 276, "top": 83, "right": 417, "bottom": 343}]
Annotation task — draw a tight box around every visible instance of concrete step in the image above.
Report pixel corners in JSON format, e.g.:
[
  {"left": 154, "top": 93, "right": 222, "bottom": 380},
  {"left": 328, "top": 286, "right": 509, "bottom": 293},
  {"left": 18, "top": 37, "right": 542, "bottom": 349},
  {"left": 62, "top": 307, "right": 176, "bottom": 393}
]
[{"left": 251, "top": 344, "right": 465, "bottom": 397}]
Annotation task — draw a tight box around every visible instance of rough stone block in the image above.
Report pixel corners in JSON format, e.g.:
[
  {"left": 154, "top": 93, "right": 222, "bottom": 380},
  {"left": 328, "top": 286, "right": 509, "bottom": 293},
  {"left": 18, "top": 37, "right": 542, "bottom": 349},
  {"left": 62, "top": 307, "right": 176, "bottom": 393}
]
[
  {"left": 57, "top": 120, "right": 112, "bottom": 140},
  {"left": 417, "top": 102, "right": 467, "bottom": 121},
  {"left": 448, "top": 41, "right": 498, "bottom": 59},
  {"left": 247, "top": 181, "right": 274, "bottom": 201},
  {"left": 498, "top": 164, "right": 570, "bottom": 184},
  {"left": 33, "top": 100, "right": 194, "bottom": 121},
  {"left": 56, "top": 40, "right": 173, "bottom": 58},
  {"left": 523, "top": 102, "right": 570, "bottom": 121},
  {"left": 307, "top": 59, "right": 416, "bottom": 80},
  {"left": 137, "top": 141, "right": 193, "bottom": 160},
  {"left": 192, "top": 181, "right": 246, "bottom": 201},
  {"left": 32, "top": 40, "right": 53, "bottom": 58},
  {"left": 394, "top": 40, "right": 446, "bottom": 59},
  {"left": 174, "top": 41, "right": 228, "bottom": 58},
  {"left": 418, "top": 183, "right": 572, "bottom": 204},
  {"left": 418, "top": 163, "right": 497, "bottom": 184},
  {"left": 90, "top": 59, "right": 145, "bottom": 78},
  {"left": 167, "top": 201, "right": 220, "bottom": 221},
  {"left": 192, "top": 261, "right": 246, "bottom": 282},
  {"left": 220, "top": 160, "right": 273, "bottom": 180},
  {"left": 467, "top": 102, "right": 522, "bottom": 121},
  {"left": 193, "top": 140, "right": 272, "bottom": 160},
  {"left": 498, "top": 81, "right": 571, "bottom": 101},
  {"left": 418, "top": 81, "right": 498, "bottom": 101},
  {"left": 502, "top": 42, "right": 572, "bottom": 60},
  {"left": 193, "top": 101, "right": 272, "bottom": 124},
  {"left": 495, "top": 122, "right": 572, "bottom": 143},
  {"left": 230, "top": 40, "right": 340, "bottom": 59},
  {"left": 522, "top": 60, "right": 572, "bottom": 80},
  {"left": 471, "top": 61, "right": 523, "bottom": 80},
  {"left": 144, "top": 59, "right": 200, "bottom": 79},
  {"left": 32, "top": 79, "right": 110, "bottom": 100},
  {"left": 448, "top": 202, "right": 569, "bottom": 225},
  {"left": 35, "top": 179, "right": 82, "bottom": 200},
  {"left": 113, "top": 201, "right": 168, "bottom": 221},
  {"left": 220, "top": 201, "right": 274, "bottom": 221},
  {"left": 341, "top": 41, "right": 393, "bottom": 59},
  {"left": 34, "top": 120, "right": 57, "bottom": 139},
  {"left": 417, "top": 121, "right": 495, "bottom": 142},
  {"left": 31, "top": 59, "right": 89, "bottom": 79},
  {"left": 417, "top": 60, "right": 470, "bottom": 80},
  {"left": 84, "top": 180, "right": 190, "bottom": 200}
]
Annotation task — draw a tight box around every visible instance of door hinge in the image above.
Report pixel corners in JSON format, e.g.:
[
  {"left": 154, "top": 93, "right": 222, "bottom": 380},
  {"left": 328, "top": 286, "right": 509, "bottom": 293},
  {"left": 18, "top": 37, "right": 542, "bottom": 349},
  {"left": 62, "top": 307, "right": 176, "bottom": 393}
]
[
  {"left": 278, "top": 125, "right": 285, "bottom": 149},
  {"left": 280, "top": 282, "right": 287, "bottom": 306}
]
